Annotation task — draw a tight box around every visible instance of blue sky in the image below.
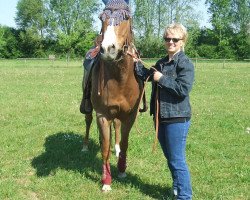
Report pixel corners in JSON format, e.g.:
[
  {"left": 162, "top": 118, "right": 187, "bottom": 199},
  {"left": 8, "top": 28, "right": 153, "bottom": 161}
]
[
  {"left": 0, "top": 0, "right": 18, "bottom": 27},
  {"left": 0, "top": 0, "right": 211, "bottom": 29}
]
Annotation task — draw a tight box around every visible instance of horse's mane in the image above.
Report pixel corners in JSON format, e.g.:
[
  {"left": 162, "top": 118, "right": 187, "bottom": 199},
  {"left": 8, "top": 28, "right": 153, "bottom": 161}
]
[{"left": 99, "top": 0, "right": 131, "bottom": 26}]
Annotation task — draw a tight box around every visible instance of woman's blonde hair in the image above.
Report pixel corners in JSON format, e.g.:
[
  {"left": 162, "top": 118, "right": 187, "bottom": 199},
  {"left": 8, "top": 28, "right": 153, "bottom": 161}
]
[{"left": 163, "top": 23, "right": 188, "bottom": 51}]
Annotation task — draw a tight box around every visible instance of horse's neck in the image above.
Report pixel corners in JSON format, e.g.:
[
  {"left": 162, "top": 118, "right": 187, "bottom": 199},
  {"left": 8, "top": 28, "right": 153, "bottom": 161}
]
[{"left": 102, "top": 56, "right": 133, "bottom": 81}]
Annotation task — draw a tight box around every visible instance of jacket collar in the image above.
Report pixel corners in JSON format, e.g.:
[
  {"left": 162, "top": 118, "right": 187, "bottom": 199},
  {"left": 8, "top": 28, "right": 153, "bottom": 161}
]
[{"left": 166, "top": 50, "right": 184, "bottom": 63}]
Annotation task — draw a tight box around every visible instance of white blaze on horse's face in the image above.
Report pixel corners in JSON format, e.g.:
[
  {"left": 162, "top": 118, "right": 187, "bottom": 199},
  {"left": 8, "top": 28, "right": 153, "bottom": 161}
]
[
  {"left": 101, "top": 20, "right": 118, "bottom": 60},
  {"left": 101, "top": 19, "right": 130, "bottom": 60}
]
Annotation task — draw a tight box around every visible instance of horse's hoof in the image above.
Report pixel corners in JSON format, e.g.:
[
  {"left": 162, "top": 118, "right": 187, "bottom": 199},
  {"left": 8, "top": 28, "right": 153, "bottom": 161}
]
[
  {"left": 81, "top": 145, "right": 88, "bottom": 152},
  {"left": 118, "top": 172, "right": 127, "bottom": 179},
  {"left": 102, "top": 184, "right": 112, "bottom": 192},
  {"left": 115, "top": 144, "right": 121, "bottom": 157}
]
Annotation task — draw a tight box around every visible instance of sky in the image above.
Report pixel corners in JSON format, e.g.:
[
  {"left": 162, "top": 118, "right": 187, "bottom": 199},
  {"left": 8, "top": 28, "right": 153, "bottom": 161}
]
[
  {"left": 0, "top": 0, "right": 18, "bottom": 27},
  {"left": 0, "top": 0, "right": 211, "bottom": 29}
]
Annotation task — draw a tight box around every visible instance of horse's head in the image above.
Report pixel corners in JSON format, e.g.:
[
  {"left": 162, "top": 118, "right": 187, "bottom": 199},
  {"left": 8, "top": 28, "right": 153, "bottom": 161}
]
[{"left": 99, "top": 0, "right": 132, "bottom": 61}]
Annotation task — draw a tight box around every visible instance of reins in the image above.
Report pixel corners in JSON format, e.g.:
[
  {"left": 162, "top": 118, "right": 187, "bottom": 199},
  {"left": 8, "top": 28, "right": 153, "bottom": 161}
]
[{"left": 127, "top": 49, "right": 159, "bottom": 152}]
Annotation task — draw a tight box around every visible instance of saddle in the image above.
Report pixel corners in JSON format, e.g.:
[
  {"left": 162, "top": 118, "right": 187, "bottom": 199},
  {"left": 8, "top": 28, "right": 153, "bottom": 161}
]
[{"left": 83, "top": 35, "right": 102, "bottom": 71}]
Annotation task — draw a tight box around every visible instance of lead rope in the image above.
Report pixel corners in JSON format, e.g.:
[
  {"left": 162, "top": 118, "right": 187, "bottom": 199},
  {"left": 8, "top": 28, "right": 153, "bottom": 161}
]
[
  {"left": 98, "top": 60, "right": 104, "bottom": 96},
  {"left": 153, "top": 84, "right": 159, "bottom": 152},
  {"left": 127, "top": 49, "right": 159, "bottom": 152},
  {"left": 140, "top": 62, "right": 159, "bottom": 152}
]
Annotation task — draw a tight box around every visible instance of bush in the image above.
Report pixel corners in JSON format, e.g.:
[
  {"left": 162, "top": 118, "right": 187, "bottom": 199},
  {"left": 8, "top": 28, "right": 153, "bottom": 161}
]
[
  {"left": 135, "top": 37, "right": 165, "bottom": 58},
  {"left": 196, "top": 44, "right": 218, "bottom": 59}
]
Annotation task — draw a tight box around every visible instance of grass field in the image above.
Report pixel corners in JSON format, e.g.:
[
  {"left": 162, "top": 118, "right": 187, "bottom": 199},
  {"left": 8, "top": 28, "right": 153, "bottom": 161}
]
[{"left": 0, "top": 59, "right": 249, "bottom": 200}]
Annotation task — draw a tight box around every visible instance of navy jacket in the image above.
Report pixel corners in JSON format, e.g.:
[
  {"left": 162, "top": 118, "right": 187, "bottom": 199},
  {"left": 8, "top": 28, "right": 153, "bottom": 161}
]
[{"left": 135, "top": 51, "right": 194, "bottom": 119}]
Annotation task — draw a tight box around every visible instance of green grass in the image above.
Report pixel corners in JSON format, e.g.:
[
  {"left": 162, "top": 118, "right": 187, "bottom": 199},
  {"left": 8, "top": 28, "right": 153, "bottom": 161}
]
[{"left": 0, "top": 59, "right": 249, "bottom": 200}]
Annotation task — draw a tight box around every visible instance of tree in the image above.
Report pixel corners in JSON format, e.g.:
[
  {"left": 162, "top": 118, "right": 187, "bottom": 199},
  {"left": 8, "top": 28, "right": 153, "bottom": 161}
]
[
  {"left": 14, "top": 0, "right": 101, "bottom": 58},
  {"left": 46, "top": 0, "right": 100, "bottom": 59},
  {"left": 18, "top": 29, "right": 44, "bottom": 57},
  {"left": 0, "top": 26, "right": 6, "bottom": 58},
  {"left": 0, "top": 26, "right": 21, "bottom": 58},
  {"left": 133, "top": 0, "right": 158, "bottom": 38},
  {"left": 132, "top": 0, "right": 200, "bottom": 57},
  {"left": 231, "top": 0, "right": 250, "bottom": 33},
  {"left": 206, "top": 0, "right": 232, "bottom": 46},
  {"left": 16, "top": 0, "right": 47, "bottom": 39},
  {"left": 15, "top": 0, "right": 48, "bottom": 56},
  {"left": 231, "top": 0, "right": 250, "bottom": 59},
  {"left": 133, "top": 0, "right": 200, "bottom": 38},
  {"left": 205, "top": 0, "right": 250, "bottom": 59}
]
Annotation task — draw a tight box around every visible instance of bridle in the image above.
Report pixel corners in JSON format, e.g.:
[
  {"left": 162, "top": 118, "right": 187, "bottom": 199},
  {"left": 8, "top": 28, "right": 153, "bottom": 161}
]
[
  {"left": 98, "top": 15, "right": 135, "bottom": 95},
  {"left": 99, "top": 18, "right": 134, "bottom": 62},
  {"left": 99, "top": 1, "right": 133, "bottom": 61}
]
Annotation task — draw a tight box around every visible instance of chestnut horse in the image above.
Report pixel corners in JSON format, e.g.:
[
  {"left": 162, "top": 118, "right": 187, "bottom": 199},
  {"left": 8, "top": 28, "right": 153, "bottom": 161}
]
[{"left": 85, "top": 1, "right": 142, "bottom": 191}]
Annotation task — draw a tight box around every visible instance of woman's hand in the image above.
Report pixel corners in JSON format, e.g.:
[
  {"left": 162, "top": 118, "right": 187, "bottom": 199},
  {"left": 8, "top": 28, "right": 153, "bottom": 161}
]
[{"left": 153, "top": 71, "right": 163, "bottom": 82}]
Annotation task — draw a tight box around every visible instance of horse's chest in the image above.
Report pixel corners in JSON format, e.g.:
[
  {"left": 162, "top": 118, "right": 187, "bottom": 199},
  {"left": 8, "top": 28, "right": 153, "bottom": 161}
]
[
  {"left": 93, "top": 80, "right": 139, "bottom": 115},
  {"left": 106, "top": 84, "right": 137, "bottom": 109}
]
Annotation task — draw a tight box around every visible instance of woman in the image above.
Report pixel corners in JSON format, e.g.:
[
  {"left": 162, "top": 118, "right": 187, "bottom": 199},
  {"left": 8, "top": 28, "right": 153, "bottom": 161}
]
[{"left": 135, "top": 23, "right": 194, "bottom": 200}]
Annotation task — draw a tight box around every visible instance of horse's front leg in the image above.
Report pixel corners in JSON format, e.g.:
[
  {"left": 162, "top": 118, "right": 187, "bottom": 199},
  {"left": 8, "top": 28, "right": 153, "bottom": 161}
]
[
  {"left": 113, "top": 118, "right": 121, "bottom": 157},
  {"left": 117, "top": 115, "right": 135, "bottom": 178},
  {"left": 96, "top": 114, "right": 112, "bottom": 192},
  {"left": 82, "top": 113, "right": 93, "bottom": 152}
]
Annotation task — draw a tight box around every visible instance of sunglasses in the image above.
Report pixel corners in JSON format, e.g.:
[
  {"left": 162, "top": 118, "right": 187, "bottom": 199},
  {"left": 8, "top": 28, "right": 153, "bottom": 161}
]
[{"left": 164, "top": 38, "right": 182, "bottom": 43}]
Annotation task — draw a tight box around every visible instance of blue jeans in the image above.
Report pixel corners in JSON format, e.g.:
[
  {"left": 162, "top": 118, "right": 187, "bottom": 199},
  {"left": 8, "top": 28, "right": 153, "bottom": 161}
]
[{"left": 158, "top": 120, "right": 192, "bottom": 200}]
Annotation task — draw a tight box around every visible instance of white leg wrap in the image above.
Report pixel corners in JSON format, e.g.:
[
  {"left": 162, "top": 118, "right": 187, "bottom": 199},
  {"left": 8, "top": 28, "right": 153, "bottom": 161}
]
[
  {"left": 115, "top": 144, "right": 121, "bottom": 157},
  {"left": 102, "top": 184, "right": 112, "bottom": 192}
]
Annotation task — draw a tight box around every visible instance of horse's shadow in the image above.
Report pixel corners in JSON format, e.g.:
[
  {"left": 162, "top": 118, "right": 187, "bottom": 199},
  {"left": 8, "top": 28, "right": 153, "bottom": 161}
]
[{"left": 31, "top": 132, "right": 171, "bottom": 199}]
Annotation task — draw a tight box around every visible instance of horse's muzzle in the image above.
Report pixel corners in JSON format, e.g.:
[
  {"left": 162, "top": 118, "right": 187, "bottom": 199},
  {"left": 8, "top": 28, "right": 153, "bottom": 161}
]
[{"left": 101, "top": 44, "right": 119, "bottom": 61}]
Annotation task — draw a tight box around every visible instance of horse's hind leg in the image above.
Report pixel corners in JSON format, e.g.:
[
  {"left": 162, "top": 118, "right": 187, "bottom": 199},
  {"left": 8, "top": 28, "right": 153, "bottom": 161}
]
[
  {"left": 113, "top": 118, "right": 121, "bottom": 157},
  {"left": 82, "top": 112, "right": 93, "bottom": 152}
]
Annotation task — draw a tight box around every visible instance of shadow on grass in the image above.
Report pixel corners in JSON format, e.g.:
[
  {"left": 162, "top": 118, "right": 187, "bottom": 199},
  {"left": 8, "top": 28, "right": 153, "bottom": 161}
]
[
  {"left": 31, "top": 132, "right": 171, "bottom": 199},
  {"left": 31, "top": 132, "right": 101, "bottom": 177}
]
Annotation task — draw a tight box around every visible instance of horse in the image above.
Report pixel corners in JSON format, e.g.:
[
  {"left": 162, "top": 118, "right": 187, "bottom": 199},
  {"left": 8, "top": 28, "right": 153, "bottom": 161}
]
[{"left": 84, "top": 0, "right": 143, "bottom": 191}]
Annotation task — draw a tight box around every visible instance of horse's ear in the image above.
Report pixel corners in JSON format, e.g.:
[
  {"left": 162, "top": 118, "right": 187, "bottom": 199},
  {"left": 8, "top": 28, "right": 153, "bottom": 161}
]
[{"left": 102, "top": 0, "right": 108, "bottom": 5}]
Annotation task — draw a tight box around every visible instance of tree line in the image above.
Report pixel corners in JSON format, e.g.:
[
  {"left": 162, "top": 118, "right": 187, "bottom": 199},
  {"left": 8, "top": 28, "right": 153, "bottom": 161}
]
[{"left": 0, "top": 0, "right": 249, "bottom": 60}]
